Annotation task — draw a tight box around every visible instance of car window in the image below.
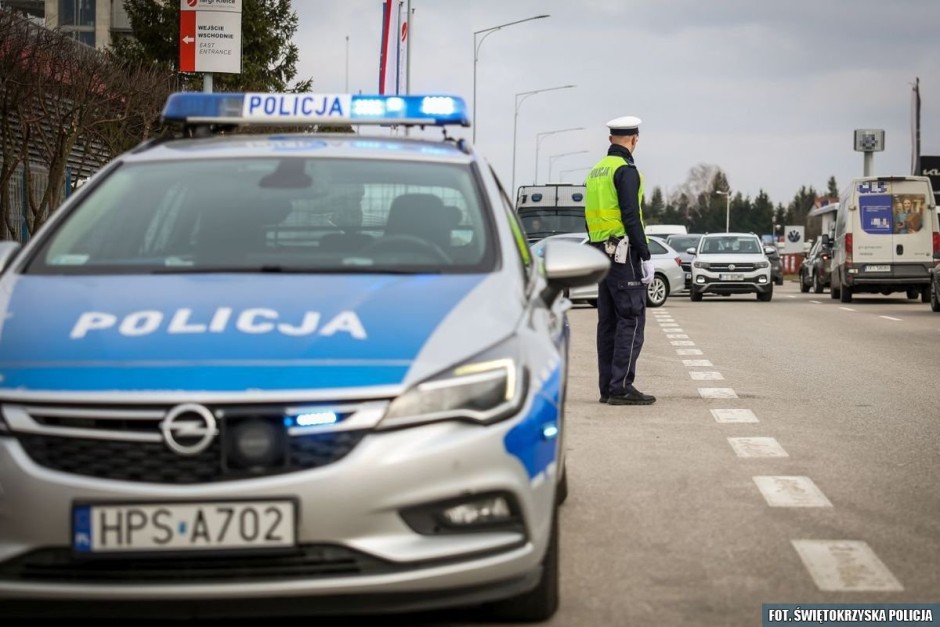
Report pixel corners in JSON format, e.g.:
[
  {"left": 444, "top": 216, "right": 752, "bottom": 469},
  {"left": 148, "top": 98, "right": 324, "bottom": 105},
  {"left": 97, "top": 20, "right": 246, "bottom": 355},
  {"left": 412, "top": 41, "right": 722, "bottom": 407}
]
[
  {"left": 700, "top": 236, "right": 762, "bottom": 254},
  {"left": 28, "top": 157, "right": 495, "bottom": 275},
  {"left": 648, "top": 239, "right": 667, "bottom": 255}
]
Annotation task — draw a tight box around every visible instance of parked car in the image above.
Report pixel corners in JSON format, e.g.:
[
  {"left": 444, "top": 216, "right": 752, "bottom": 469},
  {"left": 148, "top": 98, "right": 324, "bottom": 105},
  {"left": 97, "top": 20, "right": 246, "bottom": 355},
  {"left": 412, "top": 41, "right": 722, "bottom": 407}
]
[
  {"left": 765, "top": 244, "right": 784, "bottom": 285},
  {"left": 0, "top": 92, "right": 614, "bottom": 621},
  {"left": 687, "top": 232, "right": 774, "bottom": 301},
  {"left": 664, "top": 233, "right": 703, "bottom": 291},
  {"left": 930, "top": 264, "right": 940, "bottom": 312},
  {"left": 799, "top": 235, "right": 833, "bottom": 293},
  {"left": 531, "top": 234, "right": 685, "bottom": 308}
]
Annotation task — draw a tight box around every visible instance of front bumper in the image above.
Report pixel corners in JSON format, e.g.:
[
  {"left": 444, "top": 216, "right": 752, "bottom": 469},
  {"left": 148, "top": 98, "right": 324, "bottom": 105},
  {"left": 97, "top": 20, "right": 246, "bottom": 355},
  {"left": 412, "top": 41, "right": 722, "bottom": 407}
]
[
  {"left": 691, "top": 271, "right": 772, "bottom": 295},
  {"left": 0, "top": 412, "right": 557, "bottom": 614}
]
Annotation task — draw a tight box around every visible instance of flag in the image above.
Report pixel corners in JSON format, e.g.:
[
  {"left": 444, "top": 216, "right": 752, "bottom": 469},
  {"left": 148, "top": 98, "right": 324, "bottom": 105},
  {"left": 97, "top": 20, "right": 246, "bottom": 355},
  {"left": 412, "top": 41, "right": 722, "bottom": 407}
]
[
  {"left": 378, "top": 0, "right": 408, "bottom": 95},
  {"left": 911, "top": 77, "right": 921, "bottom": 175}
]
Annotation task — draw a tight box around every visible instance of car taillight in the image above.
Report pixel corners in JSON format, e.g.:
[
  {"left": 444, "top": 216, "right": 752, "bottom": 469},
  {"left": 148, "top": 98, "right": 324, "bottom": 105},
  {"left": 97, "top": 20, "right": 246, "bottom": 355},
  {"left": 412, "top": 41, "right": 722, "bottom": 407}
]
[
  {"left": 845, "top": 233, "right": 852, "bottom": 255},
  {"left": 822, "top": 254, "right": 830, "bottom": 261},
  {"left": 674, "top": 256, "right": 682, "bottom": 267},
  {"left": 933, "top": 231, "right": 939, "bottom": 254}
]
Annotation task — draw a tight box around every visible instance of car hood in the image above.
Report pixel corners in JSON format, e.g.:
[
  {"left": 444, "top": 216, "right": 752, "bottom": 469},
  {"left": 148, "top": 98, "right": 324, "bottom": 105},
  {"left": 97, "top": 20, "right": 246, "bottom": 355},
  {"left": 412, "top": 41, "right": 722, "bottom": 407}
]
[
  {"left": 697, "top": 254, "right": 767, "bottom": 264},
  {"left": 0, "top": 274, "right": 501, "bottom": 393}
]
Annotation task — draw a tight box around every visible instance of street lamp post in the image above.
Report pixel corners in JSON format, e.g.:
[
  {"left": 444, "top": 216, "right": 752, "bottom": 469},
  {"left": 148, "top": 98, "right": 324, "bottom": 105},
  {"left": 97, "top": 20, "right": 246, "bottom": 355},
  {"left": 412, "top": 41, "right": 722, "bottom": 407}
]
[
  {"left": 511, "top": 85, "right": 575, "bottom": 196},
  {"left": 534, "top": 127, "right": 584, "bottom": 183},
  {"left": 717, "top": 189, "right": 732, "bottom": 233},
  {"left": 472, "top": 14, "right": 549, "bottom": 144},
  {"left": 548, "top": 150, "right": 589, "bottom": 181}
]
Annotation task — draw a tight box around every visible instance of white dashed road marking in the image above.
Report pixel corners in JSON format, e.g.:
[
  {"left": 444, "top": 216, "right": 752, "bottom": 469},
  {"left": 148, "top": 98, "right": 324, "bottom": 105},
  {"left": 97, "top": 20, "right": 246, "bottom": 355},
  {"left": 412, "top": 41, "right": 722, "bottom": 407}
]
[
  {"left": 711, "top": 408, "right": 757, "bottom": 423},
  {"left": 671, "top": 340, "right": 695, "bottom": 346},
  {"left": 791, "top": 540, "right": 904, "bottom": 591},
  {"left": 676, "top": 348, "right": 703, "bottom": 355},
  {"left": 839, "top": 306, "right": 855, "bottom": 311},
  {"left": 809, "top": 300, "right": 821, "bottom": 304},
  {"left": 689, "top": 371, "right": 724, "bottom": 380},
  {"left": 698, "top": 388, "right": 738, "bottom": 399},
  {"left": 753, "top": 476, "right": 832, "bottom": 507},
  {"left": 880, "top": 316, "right": 902, "bottom": 321},
  {"left": 661, "top": 328, "right": 684, "bottom": 333},
  {"left": 667, "top": 334, "right": 689, "bottom": 339},
  {"left": 660, "top": 323, "right": 679, "bottom": 327},
  {"left": 728, "top": 437, "right": 788, "bottom": 458},
  {"left": 682, "top": 359, "right": 713, "bottom": 367}
]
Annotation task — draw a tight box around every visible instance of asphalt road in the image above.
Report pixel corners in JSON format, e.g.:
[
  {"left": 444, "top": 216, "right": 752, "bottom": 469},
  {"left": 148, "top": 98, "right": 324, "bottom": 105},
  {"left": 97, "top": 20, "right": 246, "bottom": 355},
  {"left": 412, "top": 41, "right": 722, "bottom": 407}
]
[{"left": 34, "top": 280, "right": 940, "bottom": 627}]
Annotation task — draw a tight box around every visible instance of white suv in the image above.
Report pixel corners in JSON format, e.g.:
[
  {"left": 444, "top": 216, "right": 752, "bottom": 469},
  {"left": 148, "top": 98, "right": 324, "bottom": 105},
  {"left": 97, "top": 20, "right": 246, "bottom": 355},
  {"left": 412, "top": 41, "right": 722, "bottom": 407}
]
[{"left": 688, "top": 233, "right": 774, "bottom": 302}]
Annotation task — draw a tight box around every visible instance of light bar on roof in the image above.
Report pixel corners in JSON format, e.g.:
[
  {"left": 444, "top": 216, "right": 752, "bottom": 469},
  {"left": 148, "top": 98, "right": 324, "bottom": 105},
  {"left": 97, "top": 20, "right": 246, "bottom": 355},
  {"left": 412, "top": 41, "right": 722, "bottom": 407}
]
[{"left": 161, "top": 92, "right": 470, "bottom": 127}]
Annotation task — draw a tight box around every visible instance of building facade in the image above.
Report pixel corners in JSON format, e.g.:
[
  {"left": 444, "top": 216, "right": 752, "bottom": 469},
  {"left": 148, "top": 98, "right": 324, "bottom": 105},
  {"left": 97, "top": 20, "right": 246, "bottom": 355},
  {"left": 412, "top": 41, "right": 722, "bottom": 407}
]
[{"left": 42, "top": 0, "right": 131, "bottom": 48}]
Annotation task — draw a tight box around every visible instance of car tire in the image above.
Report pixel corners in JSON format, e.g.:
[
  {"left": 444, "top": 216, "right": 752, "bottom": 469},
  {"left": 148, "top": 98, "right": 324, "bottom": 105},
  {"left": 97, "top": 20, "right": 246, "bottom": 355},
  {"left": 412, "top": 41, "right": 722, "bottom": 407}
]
[
  {"left": 800, "top": 271, "right": 810, "bottom": 293},
  {"left": 920, "top": 286, "right": 930, "bottom": 304},
  {"left": 931, "top": 282, "right": 940, "bottom": 312},
  {"left": 775, "top": 275, "right": 784, "bottom": 286},
  {"left": 690, "top": 288, "right": 703, "bottom": 302},
  {"left": 840, "top": 284, "right": 853, "bottom": 303},
  {"left": 557, "top": 463, "right": 568, "bottom": 505},
  {"left": 485, "top": 505, "right": 560, "bottom": 622},
  {"left": 907, "top": 288, "right": 919, "bottom": 300},
  {"left": 646, "top": 274, "right": 668, "bottom": 308},
  {"left": 812, "top": 272, "right": 823, "bottom": 294},
  {"left": 757, "top": 285, "right": 773, "bottom": 302}
]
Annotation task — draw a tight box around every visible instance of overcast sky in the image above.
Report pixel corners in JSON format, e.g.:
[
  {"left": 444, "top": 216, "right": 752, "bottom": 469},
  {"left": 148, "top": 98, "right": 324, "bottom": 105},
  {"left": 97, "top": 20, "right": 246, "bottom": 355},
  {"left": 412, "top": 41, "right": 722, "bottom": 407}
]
[{"left": 293, "top": 0, "right": 940, "bottom": 206}]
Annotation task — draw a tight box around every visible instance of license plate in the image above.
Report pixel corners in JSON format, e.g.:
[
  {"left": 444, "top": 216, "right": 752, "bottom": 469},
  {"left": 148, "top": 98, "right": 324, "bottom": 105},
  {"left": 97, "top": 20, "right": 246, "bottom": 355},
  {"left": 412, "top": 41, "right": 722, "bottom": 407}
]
[
  {"left": 865, "top": 265, "right": 890, "bottom": 272},
  {"left": 72, "top": 500, "right": 296, "bottom": 554},
  {"left": 719, "top": 273, "right": 744, "bottom": 281}
]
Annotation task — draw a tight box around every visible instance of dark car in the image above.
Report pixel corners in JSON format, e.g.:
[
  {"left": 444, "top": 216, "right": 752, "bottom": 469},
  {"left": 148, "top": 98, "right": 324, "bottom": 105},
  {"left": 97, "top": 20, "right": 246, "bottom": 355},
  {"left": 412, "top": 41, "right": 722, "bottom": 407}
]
[
  {"left": 799, "top": 235, "right": 833, "bottom": 293},
  {"left": 930, "top": 265, "right": 940, "bottom": 312},
  {"left": 664, "top": 233, "right": 703, "bottom": 291},
  {"left": 764, "top": 244, "right": 784, "bottom": 285}
]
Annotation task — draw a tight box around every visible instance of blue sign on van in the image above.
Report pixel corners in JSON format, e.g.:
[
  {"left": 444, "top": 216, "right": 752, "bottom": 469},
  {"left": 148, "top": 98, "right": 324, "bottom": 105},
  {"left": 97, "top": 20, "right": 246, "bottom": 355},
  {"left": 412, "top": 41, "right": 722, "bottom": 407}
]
[{"left": 859, "top": 195, "right": 893, "bottom": 234}]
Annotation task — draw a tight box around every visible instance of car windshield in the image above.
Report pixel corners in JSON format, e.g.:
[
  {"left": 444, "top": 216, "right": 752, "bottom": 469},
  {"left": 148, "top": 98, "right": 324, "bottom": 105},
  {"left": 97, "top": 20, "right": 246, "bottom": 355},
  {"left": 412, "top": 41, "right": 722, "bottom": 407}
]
[
  {"left": 520, "top": 210, "right": 586, "bottom": 239},
  {"left": 666, "top": 235, "right": 701, "bottom": 251},
  {"left": 26, "top": 157, "right": 494, "bottom": 275},
  {"left": 699, "top": 236, "right": 762, "bottom": 254}
]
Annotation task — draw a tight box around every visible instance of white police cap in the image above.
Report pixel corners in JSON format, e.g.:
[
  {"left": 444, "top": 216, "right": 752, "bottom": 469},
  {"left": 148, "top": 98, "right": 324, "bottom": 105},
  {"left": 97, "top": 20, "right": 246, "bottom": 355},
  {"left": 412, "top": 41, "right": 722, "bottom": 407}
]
[{"left": 607, "top": 116, "right": 641, "bottom": 136}]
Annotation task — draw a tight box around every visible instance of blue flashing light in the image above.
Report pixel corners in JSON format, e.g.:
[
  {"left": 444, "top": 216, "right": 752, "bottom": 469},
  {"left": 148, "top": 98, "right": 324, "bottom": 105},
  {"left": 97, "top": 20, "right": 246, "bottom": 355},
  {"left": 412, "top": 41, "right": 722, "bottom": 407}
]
[
  {"left": 294, "top": 411, "right": 339, "bottom": 427},
  {"left": 541, "top": 423, "right": 559, "bottom": 440},
  {"left": 161, "top": 92, "right": 469, "bottom": 127}
]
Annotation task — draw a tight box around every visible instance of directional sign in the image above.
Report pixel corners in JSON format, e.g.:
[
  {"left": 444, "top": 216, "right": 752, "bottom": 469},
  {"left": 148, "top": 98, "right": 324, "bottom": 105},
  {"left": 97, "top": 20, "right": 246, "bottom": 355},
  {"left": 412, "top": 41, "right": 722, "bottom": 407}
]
[{"left": 179, "top": 0, "right": 242, "bottom": 74}]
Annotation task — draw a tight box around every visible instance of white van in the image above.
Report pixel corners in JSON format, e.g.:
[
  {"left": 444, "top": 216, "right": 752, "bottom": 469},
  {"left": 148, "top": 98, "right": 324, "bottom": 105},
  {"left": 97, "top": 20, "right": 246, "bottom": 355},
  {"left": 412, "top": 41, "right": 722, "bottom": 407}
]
[
  {"left": 830, "top": 175, "right": 939, "bottom": 303},
  {"left": 645, "top": 224, "right": 688, "bottom": 237}
]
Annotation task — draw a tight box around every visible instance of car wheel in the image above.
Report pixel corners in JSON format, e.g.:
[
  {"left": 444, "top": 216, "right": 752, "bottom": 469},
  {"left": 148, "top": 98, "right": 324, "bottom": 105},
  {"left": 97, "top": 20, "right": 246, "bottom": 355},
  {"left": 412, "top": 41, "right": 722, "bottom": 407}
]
[
  {"left": 812, "top": 272, "right": 823, "bottom": 294},
  {"left": 931, "top": 282, "right": 940, "bottom": 312},
  {"left": 840, "top": 284, "right": 853, "bottom": 303},
  {"left": 557, "top": 463, "right": 568, "bottom": 505},
  {"left": 775, "top": 275, "right": 784, "bottom": 286},
  {"left": 646, "top": 274, "right": 668, "bottom": 308},
  {"left": 690, "top": 288, "right": 703, "bottom": 302},
  {"left": 800, "top": 271, "right": 810, "bottom": 293},
  {"left": 907, "top": 288, "right": 919, "bottom": 300},
  {"left": 920, "top": 286, "right": 930, "bottom": 304},
  {"left": 757, "top": 285, "right": 773, "bottom": 302},
  {"left": 486, "top": 504, "right": 559, "bottom": 622}
]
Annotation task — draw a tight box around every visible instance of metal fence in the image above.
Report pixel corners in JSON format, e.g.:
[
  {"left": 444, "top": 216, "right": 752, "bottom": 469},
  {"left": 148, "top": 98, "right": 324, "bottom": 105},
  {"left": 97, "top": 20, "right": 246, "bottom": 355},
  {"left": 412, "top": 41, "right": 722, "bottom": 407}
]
[{"left": 1, "top": 161, "right": 72, "bottom": 243}]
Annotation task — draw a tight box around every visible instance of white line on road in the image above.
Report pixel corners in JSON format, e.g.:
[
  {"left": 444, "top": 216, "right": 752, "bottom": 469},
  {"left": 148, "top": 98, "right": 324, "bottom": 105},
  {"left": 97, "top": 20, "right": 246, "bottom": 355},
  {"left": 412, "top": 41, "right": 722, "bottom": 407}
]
[
  {"left": 698, "top": 388, "right": 738, "bottom": 399},
  {"left": 671, "top": 340, "right": 696, "bottom": 346},
  {"left": 839, "top": 306, "right": 855, "bottom": 311},
  {"left": 753, "top": 476, "right": 832, "bottom": 507},
  {"left": 711, "top": 408, "right": 757, "bottom": 422},
  {"left": 787, "top": 295, "right": 796, "bottom": 298},
  {"left": 667, "top": 334, "right": 689, "bottom": 339},
  {"left": 880, "top": 315, "right": 902, "bottom": 321},
  {"left": 689, "top": 371, "right": 724, "bottom": 380},
  {"left": 809, "top": 300, "right": 821, "bottom": 304},
  {"left": 791, "top": 540, "right": 904, "bottom": 591},
  {"left": 676, "top": 348, "right": 703, "bottom": 355},
  {"left": 682, "top": 359, "right": 713, "bottom": 367},
  {"left": 728, "top": 437, "right": 788, "bottom": 458}
]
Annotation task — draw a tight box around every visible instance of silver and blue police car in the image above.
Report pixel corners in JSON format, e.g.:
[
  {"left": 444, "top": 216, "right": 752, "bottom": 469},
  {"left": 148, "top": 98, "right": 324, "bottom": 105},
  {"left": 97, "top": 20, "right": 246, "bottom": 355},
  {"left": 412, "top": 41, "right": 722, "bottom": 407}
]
[{"left": 0, "top": 92, "right": 609, "bottom": 620}]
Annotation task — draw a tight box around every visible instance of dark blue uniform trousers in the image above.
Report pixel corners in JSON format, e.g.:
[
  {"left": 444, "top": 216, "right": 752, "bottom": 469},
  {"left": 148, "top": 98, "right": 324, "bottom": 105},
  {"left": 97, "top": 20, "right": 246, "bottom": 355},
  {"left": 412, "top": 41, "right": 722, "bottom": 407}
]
[{"left": 596, "top": 257, "right": 646, "bottom": 398}]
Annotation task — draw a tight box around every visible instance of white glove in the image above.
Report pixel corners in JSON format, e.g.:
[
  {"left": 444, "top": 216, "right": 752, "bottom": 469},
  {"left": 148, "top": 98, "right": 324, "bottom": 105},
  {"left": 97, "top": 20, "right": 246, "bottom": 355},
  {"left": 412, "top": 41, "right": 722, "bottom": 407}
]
[{"left": 641, "top": 259, "right": 655, "bottom": 285}]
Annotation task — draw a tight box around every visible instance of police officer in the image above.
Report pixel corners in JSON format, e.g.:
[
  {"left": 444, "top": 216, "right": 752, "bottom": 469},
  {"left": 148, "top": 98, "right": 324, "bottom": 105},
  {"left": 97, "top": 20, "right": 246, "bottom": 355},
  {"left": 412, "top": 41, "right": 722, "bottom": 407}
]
[{"left": 585, "top": 116, "right": 656, "bottom": 406}]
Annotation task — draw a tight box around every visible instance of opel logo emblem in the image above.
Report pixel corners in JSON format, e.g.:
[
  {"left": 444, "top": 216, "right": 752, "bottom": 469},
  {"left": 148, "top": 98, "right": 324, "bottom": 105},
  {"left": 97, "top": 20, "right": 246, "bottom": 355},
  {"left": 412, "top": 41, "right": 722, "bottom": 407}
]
[
  {"left": 160, "top": 404, "right": 218, "bottom": 456},
  {"left": 728, "top": 264, "right": 736, "bottom": 271}
]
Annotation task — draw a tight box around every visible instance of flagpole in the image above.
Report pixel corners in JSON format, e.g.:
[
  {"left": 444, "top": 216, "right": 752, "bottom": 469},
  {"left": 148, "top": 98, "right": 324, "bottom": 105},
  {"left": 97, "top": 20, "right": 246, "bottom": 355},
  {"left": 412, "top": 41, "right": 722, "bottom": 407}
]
[
  {"left": 912, "top": 77, "right": 921, "bottom": 175},
  {"left": 405, "top": 0, "right": 412, "bottom": 95}
]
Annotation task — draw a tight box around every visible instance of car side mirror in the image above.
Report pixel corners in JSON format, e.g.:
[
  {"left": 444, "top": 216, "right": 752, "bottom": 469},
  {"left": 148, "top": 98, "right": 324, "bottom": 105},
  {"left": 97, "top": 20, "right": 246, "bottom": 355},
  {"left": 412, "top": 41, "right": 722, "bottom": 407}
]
[
  {"left": 540, "top": 240, "right": 610, "bottom": 305},
  {"left": 686, "top": 248, "right": 696, "bottom": 256},
  {"left": 763, "top": 246, "right": 776, "bottom": 255}
]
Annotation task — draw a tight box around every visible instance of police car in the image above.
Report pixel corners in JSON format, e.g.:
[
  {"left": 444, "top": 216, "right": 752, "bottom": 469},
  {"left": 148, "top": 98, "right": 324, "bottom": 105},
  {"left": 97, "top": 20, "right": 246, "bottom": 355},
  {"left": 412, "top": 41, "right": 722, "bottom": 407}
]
[{"left": 0, "top": 92, "right": 610, "bottom": 620}]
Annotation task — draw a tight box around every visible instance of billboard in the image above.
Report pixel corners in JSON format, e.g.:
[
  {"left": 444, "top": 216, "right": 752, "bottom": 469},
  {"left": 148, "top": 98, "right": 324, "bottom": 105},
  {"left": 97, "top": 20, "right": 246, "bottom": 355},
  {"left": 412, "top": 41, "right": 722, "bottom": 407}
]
[{"left": 920, "top": 155, "right": 940, "bottom": 205}]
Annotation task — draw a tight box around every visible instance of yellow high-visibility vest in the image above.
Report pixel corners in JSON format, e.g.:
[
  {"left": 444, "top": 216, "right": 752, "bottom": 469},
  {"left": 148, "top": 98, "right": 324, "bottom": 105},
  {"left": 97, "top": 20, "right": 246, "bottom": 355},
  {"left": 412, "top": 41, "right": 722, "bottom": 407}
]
[{"left": 585, "top": 155, "right": 645, "bottom": 243}]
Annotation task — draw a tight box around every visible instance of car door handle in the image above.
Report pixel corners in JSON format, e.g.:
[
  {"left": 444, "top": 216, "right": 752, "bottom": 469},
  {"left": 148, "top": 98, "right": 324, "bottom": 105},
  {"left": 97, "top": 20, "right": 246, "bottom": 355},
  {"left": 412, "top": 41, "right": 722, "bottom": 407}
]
[{"left": 897, "top": 244, "right": 904, "bottom": 255}]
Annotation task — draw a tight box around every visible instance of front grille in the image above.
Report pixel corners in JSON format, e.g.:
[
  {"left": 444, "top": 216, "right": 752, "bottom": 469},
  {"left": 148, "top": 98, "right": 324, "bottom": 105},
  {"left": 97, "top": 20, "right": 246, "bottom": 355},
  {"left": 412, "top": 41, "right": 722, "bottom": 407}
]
[
  {"left": 5, "top": 401, "right": 379, "bottom": 484},
  {"left": 17, "top": 430, "right": 366, "bottom": 484},
  {"left": 0, "top": 545, "right": 395, "bottom": 583},
  {"left": 707, "top": 263, "right": 758, "bottom": 272}
]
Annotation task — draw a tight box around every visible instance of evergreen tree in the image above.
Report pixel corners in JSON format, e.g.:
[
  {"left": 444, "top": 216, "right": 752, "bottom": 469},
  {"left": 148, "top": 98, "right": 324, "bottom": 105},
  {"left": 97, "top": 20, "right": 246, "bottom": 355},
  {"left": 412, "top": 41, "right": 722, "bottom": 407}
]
[
  {"left": 645, "top": 187, "right": 665, "bottom": 223},
  {"left": 826, "top": 175, "right": 839, "bottom": 199},
  {"left": 110, "top": 0, "right": 312, "bottom": 92}
]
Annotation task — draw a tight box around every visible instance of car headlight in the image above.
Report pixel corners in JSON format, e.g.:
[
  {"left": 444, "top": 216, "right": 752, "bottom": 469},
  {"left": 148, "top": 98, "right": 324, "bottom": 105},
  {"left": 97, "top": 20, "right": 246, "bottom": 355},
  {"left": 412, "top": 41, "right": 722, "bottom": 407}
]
[
  {"left": 693, "top": 261, "right": 710, "bottom": 269},
  {"left": 755, "top": 261, "right": 770, "bottom": 268},
  {"left": 379, "top": 337, "right": 528, "bottom": 430}
]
